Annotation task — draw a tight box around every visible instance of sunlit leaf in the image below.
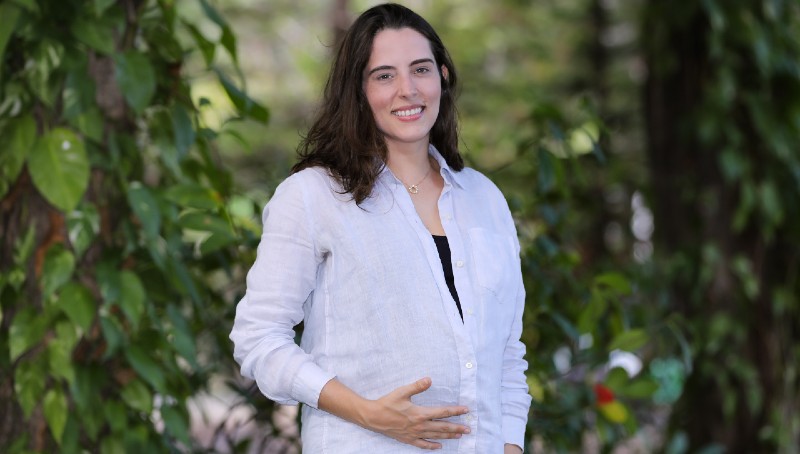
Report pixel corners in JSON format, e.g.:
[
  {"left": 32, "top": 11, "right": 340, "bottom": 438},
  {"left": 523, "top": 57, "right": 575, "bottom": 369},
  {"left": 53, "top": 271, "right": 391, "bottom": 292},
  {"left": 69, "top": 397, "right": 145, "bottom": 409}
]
[
  {"left": 9, "top": 306, "right": 49, "bottom": 361},
  {"left": 44, "top": 388, "right": 68, "bottom": 443},
  {"left": 28, "top": 128, "right": 89, "bottom": 212},
  {"left": 13, "top": 356, "right": 46, "bottom": 417},
  {"left": 164, "top": 184, "right": 220, "bottom": 209},
  {"left": 215, "top": 69, "right": 269, "bottom": 123},
  {"left": 608, "top": 329, "right": 648, "bottom": 352},
  {"left": 57, "top": 282, "right": 95, "bottom": 332},
  {"left": 182, "top": 20, "right": 215, "bottom": 66}
]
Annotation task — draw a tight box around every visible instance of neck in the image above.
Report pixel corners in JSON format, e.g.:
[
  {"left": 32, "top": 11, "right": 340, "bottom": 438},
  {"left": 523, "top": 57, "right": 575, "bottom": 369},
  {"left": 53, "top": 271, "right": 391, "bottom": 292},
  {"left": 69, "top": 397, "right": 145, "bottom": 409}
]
[{"left": 385, "top": 141, "right": 431, "bottom": 181}]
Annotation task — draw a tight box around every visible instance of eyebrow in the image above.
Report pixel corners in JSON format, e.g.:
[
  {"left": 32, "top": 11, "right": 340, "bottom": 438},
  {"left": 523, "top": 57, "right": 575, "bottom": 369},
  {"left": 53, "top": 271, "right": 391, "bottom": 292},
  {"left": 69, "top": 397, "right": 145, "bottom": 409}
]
[{"left": 367, "top": 58, "right": 435, "bottom": 76}]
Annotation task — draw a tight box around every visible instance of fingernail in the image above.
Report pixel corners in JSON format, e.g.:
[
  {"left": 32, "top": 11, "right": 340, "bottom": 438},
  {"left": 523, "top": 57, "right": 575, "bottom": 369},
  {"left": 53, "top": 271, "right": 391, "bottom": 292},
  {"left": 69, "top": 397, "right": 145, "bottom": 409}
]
[{"left": 464, "top": 428, "right": 470, "bottom": 434}]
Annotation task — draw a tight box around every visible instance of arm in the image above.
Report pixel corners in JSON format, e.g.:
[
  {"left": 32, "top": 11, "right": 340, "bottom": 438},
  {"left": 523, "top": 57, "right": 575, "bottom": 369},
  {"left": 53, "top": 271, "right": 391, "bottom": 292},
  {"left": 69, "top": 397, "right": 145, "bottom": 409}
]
[
  {"left": 501, "top": 219, "right": 532, "bottom": 450},
  {"left": 318, "top": 377, "right": 471, "bottom": 450},
  {"left": 230, "top": 174, "right": 334, "bottom": 407}
]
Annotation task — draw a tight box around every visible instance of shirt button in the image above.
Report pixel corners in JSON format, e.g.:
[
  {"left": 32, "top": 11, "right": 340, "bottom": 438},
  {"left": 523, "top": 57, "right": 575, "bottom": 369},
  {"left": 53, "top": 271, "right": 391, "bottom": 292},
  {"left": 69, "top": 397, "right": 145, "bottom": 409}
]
[
  {"left": 465, "top": 414, "right": 474, "bottom": 423},
  {"left": 455, "top": 260, "right": 464, "bottom": 268},
  {"left": 465, "top": 362, "right": 474, "bottom": 369}
]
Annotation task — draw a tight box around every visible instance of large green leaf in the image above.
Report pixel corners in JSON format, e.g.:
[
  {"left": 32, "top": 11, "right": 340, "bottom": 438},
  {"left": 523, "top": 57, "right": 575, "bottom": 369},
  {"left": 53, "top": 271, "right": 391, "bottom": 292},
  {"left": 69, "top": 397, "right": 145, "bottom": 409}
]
[
  {"left": 44, "top": 388, "right": 68, "bottom": 444},
  {"left": 0, "top": 115, "right": 36, "bottom": 199},
  {"left": 28, "top": 128, "right": 89, "bottom": 212},
  {"left": 125, "top": 345, "right": 166, "bottom": 392},
  {"left": 48, "top": 321, "right": 78, "bottom": 384},
  {"left": 182, "top": 20, "right": 215, "bottom": 67},
  {"left": 171, "top": 103, "right": 195, "bottom": 157},
  {"left": 58, "top": 282, "right": 96, "bottom": 332},
  {"left": 199, "top": 0, "right": 237, "bottom": 63},
  {"left": 114, "top": 52, "right": 156, "bottom": 114},
  {"left": 71, "top": 17, "right": 115, "bottom": 54},
  {"left": 164, "top": 184, "right": 220, "bottom": 209}
]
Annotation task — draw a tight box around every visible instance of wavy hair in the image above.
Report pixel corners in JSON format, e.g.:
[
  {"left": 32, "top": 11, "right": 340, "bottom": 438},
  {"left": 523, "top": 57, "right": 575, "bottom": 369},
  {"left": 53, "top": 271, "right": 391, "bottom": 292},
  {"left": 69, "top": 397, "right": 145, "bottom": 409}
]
[{"left": 292, "top": 3, "right": 463, "bottom": 204}]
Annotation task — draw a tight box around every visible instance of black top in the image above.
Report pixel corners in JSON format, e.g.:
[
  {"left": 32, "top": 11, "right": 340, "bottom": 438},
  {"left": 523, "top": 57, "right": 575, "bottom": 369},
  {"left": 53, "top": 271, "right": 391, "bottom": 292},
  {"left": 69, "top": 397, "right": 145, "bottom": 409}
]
[{"left": 432, "top": 235, "right": 463, "bottom": 321}]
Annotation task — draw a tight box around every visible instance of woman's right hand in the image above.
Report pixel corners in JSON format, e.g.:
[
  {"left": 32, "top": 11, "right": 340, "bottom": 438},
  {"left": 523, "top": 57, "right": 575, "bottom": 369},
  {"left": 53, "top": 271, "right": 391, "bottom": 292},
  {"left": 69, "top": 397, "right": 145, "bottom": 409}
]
[
  {"left": 361, "top": 377, "right": 470, "bottom": 450},
  {"left": 318, "top": 376, "right": 470, "bottom": 450}
]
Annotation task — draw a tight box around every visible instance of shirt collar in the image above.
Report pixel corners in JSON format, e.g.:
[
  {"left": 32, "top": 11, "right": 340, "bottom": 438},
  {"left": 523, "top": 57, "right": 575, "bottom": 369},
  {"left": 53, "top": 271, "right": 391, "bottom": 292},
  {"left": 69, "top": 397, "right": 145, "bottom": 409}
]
[{"left": 378, "top": 144, "right": 466, "bottom": 190}]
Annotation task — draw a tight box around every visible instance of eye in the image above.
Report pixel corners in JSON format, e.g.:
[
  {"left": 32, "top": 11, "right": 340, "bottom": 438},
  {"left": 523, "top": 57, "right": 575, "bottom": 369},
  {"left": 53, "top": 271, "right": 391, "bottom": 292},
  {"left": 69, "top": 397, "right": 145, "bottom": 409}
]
[
  {"left": 414, "top": 66, "right": 431, "bottom": 74},
  {"left": 375, "top": 73, "right": 393, "bottom": 81}
]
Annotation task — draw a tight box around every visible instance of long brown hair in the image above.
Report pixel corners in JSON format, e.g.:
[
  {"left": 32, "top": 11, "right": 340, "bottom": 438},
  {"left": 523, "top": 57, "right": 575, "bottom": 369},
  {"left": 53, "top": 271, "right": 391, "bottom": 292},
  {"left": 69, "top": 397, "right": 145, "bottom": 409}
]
[{"left": 292, "top": 3, "right": 463, "bottom": 204}]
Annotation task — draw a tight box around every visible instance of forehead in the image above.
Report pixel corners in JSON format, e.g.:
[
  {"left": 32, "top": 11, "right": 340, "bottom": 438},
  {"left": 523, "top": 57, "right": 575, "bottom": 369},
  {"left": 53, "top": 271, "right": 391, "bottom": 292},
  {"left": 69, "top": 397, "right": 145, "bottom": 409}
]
[{"left": 368, "top": 27, "right": 434, "bottom": 65}]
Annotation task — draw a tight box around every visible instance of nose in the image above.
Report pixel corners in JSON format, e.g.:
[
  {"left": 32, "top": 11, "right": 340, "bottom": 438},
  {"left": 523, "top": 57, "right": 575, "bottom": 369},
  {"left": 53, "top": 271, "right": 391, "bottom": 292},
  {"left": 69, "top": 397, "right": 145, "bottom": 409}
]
[{"left": 398, "top": 73, "right": 418, "bottom": 97}]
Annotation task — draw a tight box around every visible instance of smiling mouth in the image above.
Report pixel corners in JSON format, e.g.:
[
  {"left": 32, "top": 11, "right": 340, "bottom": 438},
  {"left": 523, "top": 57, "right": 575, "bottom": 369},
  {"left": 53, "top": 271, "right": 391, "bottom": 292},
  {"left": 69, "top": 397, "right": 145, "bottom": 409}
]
[{"left": 392, "top": 107, "right": 424, "bottom": 117}]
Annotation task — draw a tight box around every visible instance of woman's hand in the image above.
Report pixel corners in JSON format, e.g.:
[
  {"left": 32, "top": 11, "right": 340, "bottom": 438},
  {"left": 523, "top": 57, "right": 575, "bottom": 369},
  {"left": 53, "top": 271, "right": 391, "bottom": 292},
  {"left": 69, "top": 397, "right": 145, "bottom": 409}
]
[
  {"left": 504, "top": 443, "right": 523, "bottom": 454},
  {"left": 361, "top": 377, "right": 470, "bottom": 449},
  {"left": 318, "top": 377, "right": 470, "bottom": 450}
]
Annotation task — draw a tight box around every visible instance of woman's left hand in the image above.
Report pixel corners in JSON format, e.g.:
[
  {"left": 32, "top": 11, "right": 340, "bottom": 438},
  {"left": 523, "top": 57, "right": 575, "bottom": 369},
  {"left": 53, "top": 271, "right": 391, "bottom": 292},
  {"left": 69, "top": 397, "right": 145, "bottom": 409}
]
[{"left": 504, "top": 443, "right": 523, "bottom": 454}]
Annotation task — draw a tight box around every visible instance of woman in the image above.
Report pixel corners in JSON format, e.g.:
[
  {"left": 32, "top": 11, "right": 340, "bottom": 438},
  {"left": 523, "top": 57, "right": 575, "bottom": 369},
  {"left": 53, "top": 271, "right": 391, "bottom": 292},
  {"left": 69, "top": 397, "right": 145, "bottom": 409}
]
[{"left": 230, "top": 3, "right": 531, "bottom": 452}]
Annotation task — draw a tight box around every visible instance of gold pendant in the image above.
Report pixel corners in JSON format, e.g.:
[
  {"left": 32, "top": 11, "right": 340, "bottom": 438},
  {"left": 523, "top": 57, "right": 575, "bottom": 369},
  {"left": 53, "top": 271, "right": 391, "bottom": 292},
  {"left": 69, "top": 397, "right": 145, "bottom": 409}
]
[{"left": 408, "top": 185, "right": 419, "bottom": 194}]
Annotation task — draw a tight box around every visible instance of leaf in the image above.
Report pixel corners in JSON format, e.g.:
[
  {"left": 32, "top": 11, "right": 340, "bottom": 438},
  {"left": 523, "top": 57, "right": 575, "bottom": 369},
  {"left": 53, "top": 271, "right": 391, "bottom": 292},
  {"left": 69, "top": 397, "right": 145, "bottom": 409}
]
[
  {"left": 199, "top": 0, "right": 237, "bottom": 63},
  {"left": 9, "top": 306, "right": 49, "bottom": 361},
  {"left": 0, "top": 115, "right": 36, "bottom": 200},
  {"left": 0, "top": 2, "right": 21, "bottom": 67},
  {"left": 58, "top": 282, "right": 96, "bottom": 332},
  {"left": 127, "top": 182, "right": 161, "bottom": 239},
  {"left": 577, "top": 293, "right": 607, "bottom": 334},
  {"left": 28, "top": 128, "right": 89, "bottom": 212},
  {"left": 598, "top": 400, "right": 628, "bottom": 423},
  {"left": 617, "top": 377, "right": 660, "bottom": 399},
  {"left": 604, "top": 367, "right": 629, "bottom": 392},
  {"left": 167, "top": 305, "right": 196, "bottom": 366},
  {"left": 215, "top": 70, "right": 269, "bottom": 123},
  {"left": 608, "top": 329, "right": 649, "bottom": 352},
  {"left": 178, "top": 211, "right": 234, "bottom": 236},
  {"left": 125, "top": 345, "right": 166, "bottom": 392},
  {"left": 118, "top": 270, "right": 145, "bottom": 329},
  {"left": 160, "top": 405, "right": 190, "bottom": 444},
  {"left": 71, "top": 17, "right": 115, "bottom": 54},
  {"left": 120, "top": 379, "right": 153, "bottom": 413},
  {"left": 44, "top": 388, "right": 68, "bottom": 443},
  {"left": 94, "top": 0, "right": 117, "bottom": 15},
  {"left": 41, "top": 245, "right": 75, "bottom": 299},
  {"left": 103, "top": 401, "right": 127, "bottom": 434},
  {"left": 182, "top": 20, "right": 215, "bottom": 66},
  {"left": 14, "top": 356, "right": 47, "bottom": 417},
  {"left": 114, "top": 52, "right": 156, "bottom": 113},
  {"left": 593, "top": 272, "right": 632, "bottom": 296},
  {"left": 164, "top": 184, "right": 220, "bottom": 209},
  {"left": 48, "top": 321, "right": 78, "bottom": 384},
  {"left": 99, "top": 314, "right": 124, "bottom": 358},
  {"left": 171, "top": 103, "right": 195, "bottom": 157},
  {"left": 67, "top": 203, "right": 100, "bottom": 258}
]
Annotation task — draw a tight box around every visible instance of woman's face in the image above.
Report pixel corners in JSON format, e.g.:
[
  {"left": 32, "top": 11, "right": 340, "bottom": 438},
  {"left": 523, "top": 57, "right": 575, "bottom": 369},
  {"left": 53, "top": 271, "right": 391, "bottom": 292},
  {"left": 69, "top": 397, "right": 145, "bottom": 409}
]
[{"left": 363, "top": 27, "right": 446, "bottom": 153}]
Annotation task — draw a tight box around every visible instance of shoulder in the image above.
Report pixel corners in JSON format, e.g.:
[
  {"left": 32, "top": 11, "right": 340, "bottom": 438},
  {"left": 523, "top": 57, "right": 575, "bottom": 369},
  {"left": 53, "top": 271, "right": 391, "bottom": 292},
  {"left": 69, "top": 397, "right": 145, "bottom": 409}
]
[
  {"left": 456, "top": 167, "right": 507, "bottom": 204},
  {"left": 272, "top": 167, "right": 341, "bottom": 201}
]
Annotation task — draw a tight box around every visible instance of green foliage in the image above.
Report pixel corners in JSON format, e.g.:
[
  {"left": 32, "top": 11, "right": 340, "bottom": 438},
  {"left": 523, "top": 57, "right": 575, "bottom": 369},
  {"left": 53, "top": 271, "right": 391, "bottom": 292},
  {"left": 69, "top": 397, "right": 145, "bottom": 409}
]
[{"left": 0, "top": 0, "right": 264, "bottom": 451}]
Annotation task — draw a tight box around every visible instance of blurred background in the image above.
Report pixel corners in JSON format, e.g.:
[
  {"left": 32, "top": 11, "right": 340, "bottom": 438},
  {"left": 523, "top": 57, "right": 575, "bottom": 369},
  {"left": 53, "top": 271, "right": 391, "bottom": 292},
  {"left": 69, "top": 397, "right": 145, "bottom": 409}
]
[{"left": 1, "top": 0, "right": 799, "bottom": 452}]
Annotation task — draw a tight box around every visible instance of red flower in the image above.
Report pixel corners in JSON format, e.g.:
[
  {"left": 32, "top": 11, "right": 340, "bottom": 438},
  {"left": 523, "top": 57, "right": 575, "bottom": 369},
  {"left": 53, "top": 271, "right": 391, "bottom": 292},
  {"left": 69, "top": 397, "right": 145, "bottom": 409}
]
[{"left": 593, "top": 383, "right": 615, "bottom": 405}]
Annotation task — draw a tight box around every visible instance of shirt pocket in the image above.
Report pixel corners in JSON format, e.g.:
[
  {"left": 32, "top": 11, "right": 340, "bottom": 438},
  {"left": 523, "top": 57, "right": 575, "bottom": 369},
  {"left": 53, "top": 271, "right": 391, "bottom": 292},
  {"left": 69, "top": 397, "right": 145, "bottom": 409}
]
[{"left": 467, "top": 227, "right": 518, "bottom": 305}]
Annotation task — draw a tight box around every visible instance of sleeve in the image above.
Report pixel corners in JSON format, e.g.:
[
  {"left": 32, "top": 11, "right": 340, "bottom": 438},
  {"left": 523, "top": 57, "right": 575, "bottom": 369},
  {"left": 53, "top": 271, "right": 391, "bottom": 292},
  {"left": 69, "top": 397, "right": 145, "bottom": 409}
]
[
  {"left": 500, "top": 200, "right": 532, "bottom": 449},
  {"left": 229, "top": 172, "right": 336, "bottom": 407}
]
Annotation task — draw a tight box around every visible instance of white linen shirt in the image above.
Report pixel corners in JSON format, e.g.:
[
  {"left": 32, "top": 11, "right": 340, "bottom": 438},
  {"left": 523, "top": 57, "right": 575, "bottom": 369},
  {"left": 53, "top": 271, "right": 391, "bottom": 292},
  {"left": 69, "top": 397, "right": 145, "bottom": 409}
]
[{"left": 230, "top": 146, "right": 531, "bottom": 453}]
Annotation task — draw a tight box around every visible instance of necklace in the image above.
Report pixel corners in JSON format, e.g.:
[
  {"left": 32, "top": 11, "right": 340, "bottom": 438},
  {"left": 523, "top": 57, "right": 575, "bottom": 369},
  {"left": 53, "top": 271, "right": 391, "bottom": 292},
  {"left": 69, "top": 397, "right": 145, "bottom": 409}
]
[{"left": 404, "top": 166, "right": 432, "bottom": 194}]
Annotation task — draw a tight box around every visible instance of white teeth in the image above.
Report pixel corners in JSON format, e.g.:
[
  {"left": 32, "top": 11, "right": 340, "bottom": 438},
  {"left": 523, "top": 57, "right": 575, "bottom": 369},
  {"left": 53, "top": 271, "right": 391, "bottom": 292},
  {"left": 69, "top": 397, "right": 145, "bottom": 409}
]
[{"left": 392, "top": 107, "right": 423, "bottom": 117}]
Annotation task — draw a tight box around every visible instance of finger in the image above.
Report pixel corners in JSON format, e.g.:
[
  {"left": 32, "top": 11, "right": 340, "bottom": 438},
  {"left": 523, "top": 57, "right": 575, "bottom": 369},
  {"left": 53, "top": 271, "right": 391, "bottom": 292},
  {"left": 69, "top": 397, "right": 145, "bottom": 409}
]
[
  {"left": 397, "top": 377, "right": 432, "bottom": 399},
  {"left": 418, "top": 420, "right": 470, "bottom": 435},
  {"left": 410, "top": 439, "right": 441, "bottom": 450},
  {"left": 423, "top": 405, "right": 470, "bottom": 420},
  {"left": 418, "top": 430, "right": 464, "bottom": 440}
]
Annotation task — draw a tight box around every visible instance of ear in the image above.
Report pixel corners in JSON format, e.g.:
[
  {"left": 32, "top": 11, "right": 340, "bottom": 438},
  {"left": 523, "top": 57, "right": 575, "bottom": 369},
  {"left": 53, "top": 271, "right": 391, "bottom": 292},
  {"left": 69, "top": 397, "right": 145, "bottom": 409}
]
[{"left": 440, "top": 65, "right": 449, "bottom": 84}]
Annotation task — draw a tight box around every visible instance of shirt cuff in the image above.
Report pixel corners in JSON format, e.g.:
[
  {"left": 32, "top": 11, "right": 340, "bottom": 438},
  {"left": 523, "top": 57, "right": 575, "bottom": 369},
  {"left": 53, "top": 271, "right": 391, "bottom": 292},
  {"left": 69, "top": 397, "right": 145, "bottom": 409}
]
[
  {"left": 290, "top": 361, "right": 336, "bottom": 408},
  {"left": 502, "top": 414, "right": 527, "bottom": 451}
]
